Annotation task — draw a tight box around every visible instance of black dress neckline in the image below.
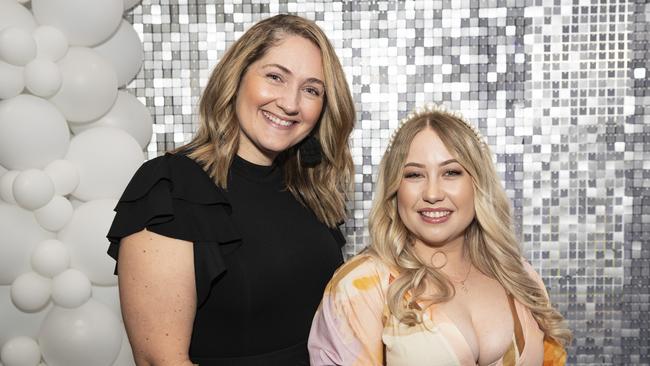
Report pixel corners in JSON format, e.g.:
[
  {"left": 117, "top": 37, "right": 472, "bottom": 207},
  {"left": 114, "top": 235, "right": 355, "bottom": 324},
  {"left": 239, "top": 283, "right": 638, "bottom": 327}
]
[{"left": 231, "top": 154, "right": 283, "bottom": 187}]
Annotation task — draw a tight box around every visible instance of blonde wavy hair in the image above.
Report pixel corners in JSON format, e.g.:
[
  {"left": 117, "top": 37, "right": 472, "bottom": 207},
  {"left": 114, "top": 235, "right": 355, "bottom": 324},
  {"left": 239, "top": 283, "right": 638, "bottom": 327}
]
[
  {"left": 367, "top": 107, "right": 572, "bottom": 346},
  {"left": 177, "top": 14, "right": 355, "bottom": 227}
]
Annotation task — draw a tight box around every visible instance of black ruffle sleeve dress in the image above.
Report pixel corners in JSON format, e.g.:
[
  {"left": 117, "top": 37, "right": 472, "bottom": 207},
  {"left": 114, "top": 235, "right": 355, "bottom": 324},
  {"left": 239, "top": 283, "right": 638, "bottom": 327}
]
[{"left": 107, "top": 153, "right": 345, "bottom": 365}]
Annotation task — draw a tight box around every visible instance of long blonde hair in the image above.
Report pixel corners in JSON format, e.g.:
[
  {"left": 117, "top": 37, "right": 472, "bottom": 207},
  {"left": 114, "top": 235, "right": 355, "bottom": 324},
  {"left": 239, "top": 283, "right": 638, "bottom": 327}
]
[
  {"left": 368, "top": 107, "right": 572, "bottom": 345},
  {"left": 178, "top": 14, "right": 355, "bottom": 227}
]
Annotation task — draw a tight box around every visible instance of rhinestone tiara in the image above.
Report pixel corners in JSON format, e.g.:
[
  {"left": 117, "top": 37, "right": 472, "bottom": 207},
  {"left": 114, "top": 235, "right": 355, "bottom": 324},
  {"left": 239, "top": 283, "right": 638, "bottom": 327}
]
[{"left": 386, "top": 102, "right": 486, "bottom": 152}]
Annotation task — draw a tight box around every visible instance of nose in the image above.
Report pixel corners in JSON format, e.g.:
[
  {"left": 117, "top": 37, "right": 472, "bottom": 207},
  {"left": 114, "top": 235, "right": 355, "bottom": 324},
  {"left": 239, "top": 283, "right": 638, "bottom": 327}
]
[
  {"left": 276, "top": 87, "right": 300, "bottom": 116},
  {"left": 423, "top": 177, "right": 444, "bottom": 204}
]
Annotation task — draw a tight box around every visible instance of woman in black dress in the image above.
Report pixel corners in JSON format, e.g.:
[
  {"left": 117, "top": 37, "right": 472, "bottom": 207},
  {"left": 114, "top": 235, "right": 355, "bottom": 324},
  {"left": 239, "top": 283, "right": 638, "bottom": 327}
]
[{"left": 107, "top": 15, "right": 355, "bottom": 365}]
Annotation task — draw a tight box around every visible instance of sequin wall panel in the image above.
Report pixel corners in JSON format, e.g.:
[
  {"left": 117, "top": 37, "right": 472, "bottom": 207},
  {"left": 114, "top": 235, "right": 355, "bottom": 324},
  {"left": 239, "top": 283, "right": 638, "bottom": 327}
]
[{"left": 124, "top": 0, "right": 649, "bottom": 364}]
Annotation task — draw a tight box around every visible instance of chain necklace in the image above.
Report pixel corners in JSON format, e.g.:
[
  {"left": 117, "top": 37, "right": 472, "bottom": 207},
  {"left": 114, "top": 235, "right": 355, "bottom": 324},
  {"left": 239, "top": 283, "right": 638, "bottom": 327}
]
[
  {"left": 450, "top": 263, "right": 472, "bottom": 294},
  {"left": 429, "top": 251, "right": 473, "bottom": 294}
]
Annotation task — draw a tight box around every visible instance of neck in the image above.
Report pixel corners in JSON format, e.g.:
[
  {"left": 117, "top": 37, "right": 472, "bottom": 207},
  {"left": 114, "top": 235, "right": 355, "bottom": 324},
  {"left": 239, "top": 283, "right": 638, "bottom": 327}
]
[{"left": 414, "top": 235, "right": 469, "bottom": 272}]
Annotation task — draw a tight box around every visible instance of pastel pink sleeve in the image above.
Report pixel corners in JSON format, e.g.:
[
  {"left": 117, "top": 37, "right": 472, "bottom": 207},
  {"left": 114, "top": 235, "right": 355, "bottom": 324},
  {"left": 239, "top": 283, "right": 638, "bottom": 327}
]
[{"left": 308, "top": 257, "right": 386, "bottom": 366}]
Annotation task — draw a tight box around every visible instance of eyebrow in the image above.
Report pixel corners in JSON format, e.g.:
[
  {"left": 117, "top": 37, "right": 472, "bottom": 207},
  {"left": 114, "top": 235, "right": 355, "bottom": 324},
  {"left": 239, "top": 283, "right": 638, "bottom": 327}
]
[
  {"left": 403, "top": 159, "right": 459, "bottom": 168},
  {"left": 262, "top": 63, "right": 325, "bottom": 86}
]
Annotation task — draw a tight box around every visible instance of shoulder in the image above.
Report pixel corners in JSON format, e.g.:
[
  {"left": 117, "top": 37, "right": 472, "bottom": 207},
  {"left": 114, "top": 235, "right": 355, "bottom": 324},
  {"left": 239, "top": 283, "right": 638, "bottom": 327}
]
[{"left": 326, "top": 253, "right": 391, "bottom": 298}]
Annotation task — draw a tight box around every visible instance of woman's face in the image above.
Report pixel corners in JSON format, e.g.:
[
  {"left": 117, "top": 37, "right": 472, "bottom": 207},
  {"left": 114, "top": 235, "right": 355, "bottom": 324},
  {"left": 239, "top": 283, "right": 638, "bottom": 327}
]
[
  {"left": 235, "top": 34, "right": 325, "bottom": 165},
  {"left": 396, "top": 128, "right": 476, "bottom": 251}
]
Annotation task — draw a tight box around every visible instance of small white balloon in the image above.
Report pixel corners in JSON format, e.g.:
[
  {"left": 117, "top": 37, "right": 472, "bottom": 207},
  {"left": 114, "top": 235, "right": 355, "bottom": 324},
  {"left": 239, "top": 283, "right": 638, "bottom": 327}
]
[
  {"left": 51, "top": 268, "right": 91, "bottom": 308},
  {"left": 58, "top": 199, "right": 118, "bottom": 285},
  {"left": 34, "top": 195, "right": 73, "bottom": 232},
  {"left": 31, "top": 239, "right": 70, "bottom": 278},
  {"left": 43, "top": 159, "right": 79, "bottom": 196},
  {"left": 24, "top": 59, "right": 61, "bottom": 97},
  {"left": 10, "top": 272, "right": 51, "bottom": 312},
  {"left": 0, "top": 336, "right": 41, "bottom": 366},
  {"left": 39, "top": 299, "right": 122, "bottom": 366},
  {"left": 0, "top": 26, "right": 36, "bottom": 66},
  {"left": 0, "top": 203, "right": 55, "bottom": 284},
  {"left": 0, "top": 286, "right": 52, "bottom": 348},
  {"left": 32, "top": 0, "right": 122, "bottom": 46},
  {"left": 0, "top": 1, "right": 36, "bottom": 32},
  {"left": 32, "top": 26, "right": 68, "bottom": 62},
  {"left": 12, "top": 169, "right": 55, "bottom": 211},
  {"left": 0, "top": 61, "right": 23, "bottom": 99},
  {"left": 93, "top": 20, "right": 143, "bottom": 88},
  {"left": 0, "top": 94, "right": 70, "bottom": 170},
  {"left": 70, "top": 91, "right": 152, "bottom": 149},
  {"left": 0, "top": 170, "right": 18, "bottom": 203},
  {"left": 49, "top": 47, "right": 118, "bottom": 123},
  {"left": 66, "top": 127, "right": 143, "bottom": 201}
]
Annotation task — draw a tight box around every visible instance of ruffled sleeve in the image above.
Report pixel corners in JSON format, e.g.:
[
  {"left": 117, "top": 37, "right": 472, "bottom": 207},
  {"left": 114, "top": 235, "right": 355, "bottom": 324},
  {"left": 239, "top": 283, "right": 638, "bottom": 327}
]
[{"left": 106, "top": 153, "right": 241, "bottom": 307}]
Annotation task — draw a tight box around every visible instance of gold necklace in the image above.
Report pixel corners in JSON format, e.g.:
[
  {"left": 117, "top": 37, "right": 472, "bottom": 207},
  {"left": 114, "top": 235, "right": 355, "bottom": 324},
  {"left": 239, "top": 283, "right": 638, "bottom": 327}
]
[{"left": 450, "top": 263, "right": 472, "bottom": 294}]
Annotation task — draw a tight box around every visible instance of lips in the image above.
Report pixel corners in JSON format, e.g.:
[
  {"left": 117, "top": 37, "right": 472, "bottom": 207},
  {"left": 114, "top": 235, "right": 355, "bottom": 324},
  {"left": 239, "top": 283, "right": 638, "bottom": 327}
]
[
  {"left": 418, "top": 209, "right": 452, "bottom": 223},
  {"left": 262, "top": 110, "right": 296, "bottom": 128}
]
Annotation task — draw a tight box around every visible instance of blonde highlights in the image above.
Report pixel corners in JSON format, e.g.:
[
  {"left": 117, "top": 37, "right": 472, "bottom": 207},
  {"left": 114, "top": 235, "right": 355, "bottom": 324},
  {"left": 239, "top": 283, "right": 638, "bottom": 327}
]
[
  {"left": 178, "top": 15, "right": 354, "bottom": 227},
  {"left": 368, "top": 108, "right": 572, "bottom": 346}
]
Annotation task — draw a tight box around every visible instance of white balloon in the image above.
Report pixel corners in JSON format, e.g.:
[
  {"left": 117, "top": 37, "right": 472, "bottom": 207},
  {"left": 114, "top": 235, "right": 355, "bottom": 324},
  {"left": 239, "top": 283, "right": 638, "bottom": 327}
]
[
  {"left": 34, "top": 195, "right": 73, "bottom": 232},
  {"left": 0, "top": 170, "right": 18, "bottom": 203},
  {"left": 57, "top": 199, "right": 118, "bottom": 285},
  {"left": 43, "top": 160, "right": 79, "bottom": 196},
  {"left": 0, "top": 286, "right": 51, "bottom": 349},
  {"left": 0, "top": 27, "right": 36, "bottom": 66},
  {"left": 68, "top": 197, "right": 84, "bottom": 209},
  {"left": 39, "top": 299, "right": 122, "bottom": 366},
  {"left": 32, "top": 26, "right": 68, "bottom": 62},
  {"left": 0, "top": 1, "right": 36, "bottom": 32},
  {"left": 65, "top": 127, "right": 143, "bottom": 201},
  {"left": 23, "top": 59, "right": 61, "bottom": 98},
  {"left": 91, "top": 286, "right": 122, "bottom": 323},
  {"left": 0, "top": 94, "right": 70, "bottom": 170},
  {"left": 111, "top": 326, "right": 135, "bottom": 366},
  {"left": 31, "top": 0, "right": 122, "bottom": 47},
  {"left": 51, "top": 268, "right": 91, "bottom": 308},
  {"left": 0, "top": 61, "right": 23, "bottom": 99},
  {"left": 0, "top": 203, "right": 55, "bottom": 284},
  {"left": 49, "top": 47, "right": 118, "bottom": 123},
  {"left": 93, "top": 20, "right": 143, "bottom": 88},
  {"left": 0, "top": 336, "right": 41, "bottom": 366},
  {"left": 30, "top": 239, "right": 70, "bottom": 278},
  {"left": 12, "top": 169, "right": 55, "bottom": 211},
  {"left": 70, "top": 91, "right": 152, "bottom": 149},
  {"left": 123, "top": 0, "right": 142, "bottom": 11},
  {"left": 10, "top": 272, "right": 51, "bottom": 312}
]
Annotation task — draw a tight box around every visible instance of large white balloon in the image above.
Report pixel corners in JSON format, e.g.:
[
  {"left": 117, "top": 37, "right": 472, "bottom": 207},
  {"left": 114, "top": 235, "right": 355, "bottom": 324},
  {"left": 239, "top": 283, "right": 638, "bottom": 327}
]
[
  {"left": 34, "top": 195, "right": 73, "bottom": 232},
  {"left": 112, "top": 327, "right": 136, "bottom": 366},
  {"left": 0, "top": 203, "right": 55, "bottom": 284},
  {"left": 51, "top": 269, "right": 91, "bottom": 308},
  {"left": 70, "top": 91, "right": 152, "bottom": 149},
  {"left": 12, "top": 169, "right": 55, "bottom": 211},
  {"left": 0, "top": 26, "right": 36, "bottom": 66},
  {"left": 10, "top": 271, "right": 51, "bottom": 312},
  {"left": 0, "top": 1, "right": 36, "bottom": 32},
  {"left": 65, "top": 127, "right": 143, "bottom": 201},
  {"left": 30, "top": 239, "right": 70, "bottom": 278},
  {"left": 0, "top": 336, "right": 41, "bottom": 366},
  {"left": 91, "top": 286, "right": 122, "bottom": 323},
  {"left": 31, "top": 0, "right": 122, "bottom": 47},
  {"left": 24, "top": 59, "right": 61, "bottom": 98},
  {"left": 93, "top": 20, "right": 143, "bottom": 88},
  {"left": 0, "top": 286, "right": 52, "bottom": 348},
  {"left": 0, "top": 170, "right": 18, "bottom": 203},
  {"left": 0, "top": 94, "right": 70, "bottom": 170},
  {"left": 43, "top": 160, "right": 79, "bottom": 196},
  {"left": 57, "top": 199, "right": 118, "bottom": 285},
  {"left": 49, "top": 47, "right": 118, "bottom": 123},
  {"left": 0, "top": 61, "right": 23, "bottom": 100},
  {"left": 39, "top": 299, "right": 122, "bottom": 366},
  {"left": 32, "top": 26, "right": 68, "bottom": 62}
]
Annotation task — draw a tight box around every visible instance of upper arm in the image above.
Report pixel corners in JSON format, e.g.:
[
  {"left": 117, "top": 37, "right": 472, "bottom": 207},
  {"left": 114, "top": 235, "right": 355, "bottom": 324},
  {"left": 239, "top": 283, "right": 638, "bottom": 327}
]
[
  {"left": 308, "top": 257, "right": 386, "bottom": 366},
  {"left": 118, "top": 229, "right": 196, "bottom": 366}
]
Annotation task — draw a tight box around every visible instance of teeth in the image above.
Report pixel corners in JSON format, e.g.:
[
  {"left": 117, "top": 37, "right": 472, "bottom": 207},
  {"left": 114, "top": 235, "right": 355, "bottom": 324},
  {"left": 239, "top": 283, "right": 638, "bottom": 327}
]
[
  {"left": 420, "top": 211, "right": 451, "bottom": 218},
  {"left": 263, "top": 111, "right": 293, "bottom": 127}
]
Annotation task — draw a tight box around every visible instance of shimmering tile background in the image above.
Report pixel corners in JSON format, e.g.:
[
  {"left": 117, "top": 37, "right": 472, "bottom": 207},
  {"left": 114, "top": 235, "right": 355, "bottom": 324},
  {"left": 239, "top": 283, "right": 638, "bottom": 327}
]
[{"left": 124, "top": 0, "right": 649, "bottom": 364}]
